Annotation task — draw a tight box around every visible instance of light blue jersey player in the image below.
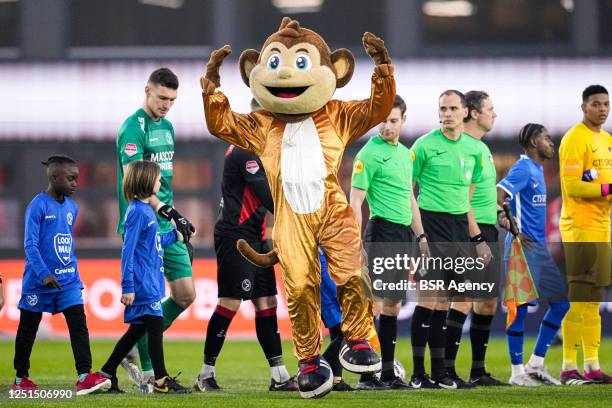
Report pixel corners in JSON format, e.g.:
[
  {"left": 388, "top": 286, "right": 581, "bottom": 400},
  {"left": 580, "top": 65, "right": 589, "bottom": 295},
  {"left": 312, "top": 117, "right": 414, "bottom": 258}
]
[
  {"left": 497, "top": 124, "right": 569, "bottom": 386},
  {"left": 13, "top": 155, "right": 111, "bottom": 395}
]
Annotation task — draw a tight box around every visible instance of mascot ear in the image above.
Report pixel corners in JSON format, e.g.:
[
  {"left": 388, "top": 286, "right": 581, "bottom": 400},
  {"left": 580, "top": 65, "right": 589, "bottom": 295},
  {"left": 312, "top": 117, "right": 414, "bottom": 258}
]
[
  {"left": 239, "top": 49, "right": 260, "bottom": 87},
  {"left": 331, "top": 48, "right": 355, "bottom": 88}
]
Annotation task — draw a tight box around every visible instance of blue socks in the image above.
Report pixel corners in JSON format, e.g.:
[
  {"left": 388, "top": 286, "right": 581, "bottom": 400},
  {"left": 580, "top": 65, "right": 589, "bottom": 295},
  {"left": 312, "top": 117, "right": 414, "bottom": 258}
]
[
  {"left": 533, "top": 301, "right": 569, "bottom": 358},
  {"left": 506, "top": 305, "right": 528, "bottom": 365}
]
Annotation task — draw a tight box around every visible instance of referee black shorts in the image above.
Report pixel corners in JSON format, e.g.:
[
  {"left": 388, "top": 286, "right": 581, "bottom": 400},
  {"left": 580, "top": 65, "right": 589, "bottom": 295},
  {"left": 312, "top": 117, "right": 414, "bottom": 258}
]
[
  {"left": 365, "top": 217, "right": 415, "bottom": 301},
  {"left": 214, "top": 234, "right": 277, "bottom": 300}
]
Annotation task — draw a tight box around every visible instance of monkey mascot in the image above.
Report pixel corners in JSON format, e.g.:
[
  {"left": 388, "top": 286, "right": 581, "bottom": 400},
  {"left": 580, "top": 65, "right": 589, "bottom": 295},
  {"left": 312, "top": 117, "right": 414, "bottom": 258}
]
[{"left": 201, "top": 17, "right": 395, "bottom": 398}]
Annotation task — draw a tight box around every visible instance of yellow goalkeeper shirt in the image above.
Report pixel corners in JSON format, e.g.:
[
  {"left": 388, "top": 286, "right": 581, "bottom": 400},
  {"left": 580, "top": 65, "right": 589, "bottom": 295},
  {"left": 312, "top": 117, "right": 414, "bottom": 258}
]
[{"left": 559, "top": 122, "right": 612, "bottom": 233}]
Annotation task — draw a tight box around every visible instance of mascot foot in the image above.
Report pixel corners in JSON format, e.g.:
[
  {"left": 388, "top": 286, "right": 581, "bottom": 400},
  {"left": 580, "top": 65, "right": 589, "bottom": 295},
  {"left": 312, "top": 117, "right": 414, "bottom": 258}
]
[
  {"left": 297, "top": 356, "right": 333, "bottom": 399},
  {"left": 340, "top": 339, "right": 381, "bottom": 374}
]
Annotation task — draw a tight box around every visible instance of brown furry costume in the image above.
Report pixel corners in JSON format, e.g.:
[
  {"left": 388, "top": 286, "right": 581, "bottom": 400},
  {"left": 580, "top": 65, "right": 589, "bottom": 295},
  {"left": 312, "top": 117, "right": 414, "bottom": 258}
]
[{"left": 201, "top": 17, "right": 395, "bottom": 360}]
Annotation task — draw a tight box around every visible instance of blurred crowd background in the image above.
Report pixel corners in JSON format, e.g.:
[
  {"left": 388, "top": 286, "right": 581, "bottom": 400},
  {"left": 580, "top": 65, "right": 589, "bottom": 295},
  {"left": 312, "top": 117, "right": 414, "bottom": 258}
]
[{"left": 0, "top": 0, "right": 611, "bottom": 257}]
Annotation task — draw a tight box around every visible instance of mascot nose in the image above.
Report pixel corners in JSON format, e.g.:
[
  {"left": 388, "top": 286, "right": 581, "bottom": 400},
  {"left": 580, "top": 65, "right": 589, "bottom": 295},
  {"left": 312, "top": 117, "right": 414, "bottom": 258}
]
[{"left": 277, "top": 67, "right": 293, "bottom": 79}]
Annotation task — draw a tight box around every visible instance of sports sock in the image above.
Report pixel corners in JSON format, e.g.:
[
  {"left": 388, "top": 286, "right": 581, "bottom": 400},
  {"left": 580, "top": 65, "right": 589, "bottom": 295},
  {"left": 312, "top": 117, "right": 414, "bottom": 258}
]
[
  {"left": 582, "top": 302, "right": 601, "bottom": 372},
  {"left": 378, "top": 314, "right": 398, "bottom": 381},
  {"left": 533, "top": 301, "right": 569, "bottom": 360},
  {"left": 470, "top": 312, "right": 494, "bottom": 378},
  {"left": 137, "top": 298, "right": 186, "bottom": 372},
  {"left": 14, "top": 309, "right": 43, "bottom": 378},
  {"left": 411, "top": 306, "right": 433, "bottom": 376},
  {"left": 143, "top": 315, "right": 168, "bottom": 381},
  {"left": 444, "top": 308, "right": 467, "bottom": 376},
  {"left": 203, "top": 305, "right": 236, "bottom": 370},
  {"left": 506, "top": 304, "right": 527, "bottom": 366},
  {"left": 562, "top": 302, "right": 586, "bottom": 370},
  {"left": 255, "top": 307, "right": 284, "bottom": 365},
  {"left": 428, "top": 309, "right": 447, "bottom": 378},
  {"left": 162, "top": 298, "right": 185, "bottom": 330},
  {"left": 323, "top": 324, "right": 343, "bottom": 378}
]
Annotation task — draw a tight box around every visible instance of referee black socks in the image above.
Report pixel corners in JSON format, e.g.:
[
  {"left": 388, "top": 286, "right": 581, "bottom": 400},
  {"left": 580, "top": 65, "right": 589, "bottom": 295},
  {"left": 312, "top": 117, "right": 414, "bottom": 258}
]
[
  {"left": 444, "top": 308, "right": 467, "bottom": 375},
  {"left": 411, "top": 306, "right": 433, "bottom": 376},
  {"left": 470, "top": 312, "right": 494, "bottom": 378},
  {"left": 429, "top": 309, "right": 447, "bottom": 378},
  {"left": 379, "top": 314, "right": 398, "bottom": 380}
]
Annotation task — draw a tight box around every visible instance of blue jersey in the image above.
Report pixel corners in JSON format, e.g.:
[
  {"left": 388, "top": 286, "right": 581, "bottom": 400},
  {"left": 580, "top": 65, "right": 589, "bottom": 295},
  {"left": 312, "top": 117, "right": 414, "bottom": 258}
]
[
  {"left": 122, "top": 200, "right": 177, "bottom": 306},
  {"left": 22, "top": 192, "right": 81, "bottom": 295},
  {"left": 497, "top": 155, "right": 547, "bottom": 243}
]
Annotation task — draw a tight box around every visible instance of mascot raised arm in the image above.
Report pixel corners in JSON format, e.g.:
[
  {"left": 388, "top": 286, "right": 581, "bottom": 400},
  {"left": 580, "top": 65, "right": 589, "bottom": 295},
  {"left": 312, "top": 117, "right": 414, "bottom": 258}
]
[{"left": 201, "top": 17, "right": 395, "bottom": 399}]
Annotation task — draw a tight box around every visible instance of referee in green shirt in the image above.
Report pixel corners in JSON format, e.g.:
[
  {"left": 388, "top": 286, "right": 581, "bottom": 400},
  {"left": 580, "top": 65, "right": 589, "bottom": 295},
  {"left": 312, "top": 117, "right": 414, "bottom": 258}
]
[
  {"left": 409, "top": 90, "right": 492, "bottom": 389},
  {"left": 350, "top": 95, "right": 428, "bottom": 390},
  {"left": 442, "top": 91, "right": 506, "bottom": 387}
]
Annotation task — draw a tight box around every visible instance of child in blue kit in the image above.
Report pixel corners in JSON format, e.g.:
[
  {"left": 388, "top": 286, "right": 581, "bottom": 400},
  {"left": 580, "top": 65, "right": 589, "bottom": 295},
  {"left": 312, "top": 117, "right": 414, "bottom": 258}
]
[
  {"left": 13, "top": 155, "right": 111, "bottom": 395},
  {"left": 100, "top": 160, "right": 190, "bottom": 394}
]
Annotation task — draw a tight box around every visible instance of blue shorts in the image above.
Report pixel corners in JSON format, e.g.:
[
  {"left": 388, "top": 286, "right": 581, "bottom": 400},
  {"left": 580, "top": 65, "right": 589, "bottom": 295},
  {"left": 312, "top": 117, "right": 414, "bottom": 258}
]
[
  {"left": 319, "top": 248, "right": 342, "bottom": 329},
  {"left": 504, "top": 241, "right": 568, "bottom": 302},
  {"left": 124, "top": 300, "right": 163, "bottom": 324},
  {"left": 18, "top": 287, "right": 83, "bottom": 314}
]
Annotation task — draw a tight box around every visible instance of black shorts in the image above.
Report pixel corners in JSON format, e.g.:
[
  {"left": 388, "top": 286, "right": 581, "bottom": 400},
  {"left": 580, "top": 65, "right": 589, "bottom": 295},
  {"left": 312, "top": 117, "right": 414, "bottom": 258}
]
[
  {"left": 418, "top": 209, "right": 471, "bottom": 297},
  {"left": 365, "top": 218, "right": 415, "bottom": 301},
  {"left": 214, "top": 235, "right": 277, "bottom": 300},
  {"left": 464, "top": 223, "right": 502, "bottom": 300}
]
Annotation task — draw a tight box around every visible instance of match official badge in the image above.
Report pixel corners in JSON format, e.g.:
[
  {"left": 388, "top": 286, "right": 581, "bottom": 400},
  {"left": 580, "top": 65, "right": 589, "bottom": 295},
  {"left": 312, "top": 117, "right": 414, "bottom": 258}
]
[
  {"left": 246, "top": 160, "right": 260, "bottom": 174},
  {"left": 125, "top": 143, "right": 138, "bottom": 157},
  {"left": 67, "top": 212, "right": 73, "bottom": 226},
  {"left": 54, "top": 233, "right": 72, "bottom": 266},
  {"left": 354, "top": 159, "right": 364, "bottom": 174},
  {"left": 26, "top": 295, "right": 38, "bottom": 306}
]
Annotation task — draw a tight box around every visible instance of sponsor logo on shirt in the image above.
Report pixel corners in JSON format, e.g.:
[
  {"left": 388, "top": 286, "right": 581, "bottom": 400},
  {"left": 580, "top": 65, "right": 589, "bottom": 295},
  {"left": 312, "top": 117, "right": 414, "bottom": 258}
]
[
  {"left": 354, "top": 159, "right": 364, "bottom": 174},
  {"left": 54, "top": 233, "right": 72, "bottom": 266},
  {"left": 44, "top": 215, "right": 56, "bottom": 220},
  {"left": 245, "top": 160, "right": 260, "bottom": 174},
  {"left": 67, "top": 212, "right": 73, "bottom": 226},
  {"left": 125, "top": 143, "right": 138, "bottom": 157},
  {"left": 532, "top": 194, "right": 547, "bottom": 204}
]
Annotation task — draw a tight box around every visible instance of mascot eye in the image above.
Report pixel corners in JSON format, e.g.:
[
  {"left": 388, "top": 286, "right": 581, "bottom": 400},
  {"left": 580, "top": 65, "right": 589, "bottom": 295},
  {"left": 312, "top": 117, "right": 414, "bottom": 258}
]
[
  {"left": 267, "top": 55, "right": 281, "bottom": 70},
  {"left": 295, "top": 55, "right": 311, "bottom": 70}
]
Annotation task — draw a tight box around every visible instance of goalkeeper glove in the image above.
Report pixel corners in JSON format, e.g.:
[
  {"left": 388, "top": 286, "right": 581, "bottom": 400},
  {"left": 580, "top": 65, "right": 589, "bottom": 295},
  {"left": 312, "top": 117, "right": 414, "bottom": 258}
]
[{"left": 157, "top": 205, "right": 195, "bottom": 243}]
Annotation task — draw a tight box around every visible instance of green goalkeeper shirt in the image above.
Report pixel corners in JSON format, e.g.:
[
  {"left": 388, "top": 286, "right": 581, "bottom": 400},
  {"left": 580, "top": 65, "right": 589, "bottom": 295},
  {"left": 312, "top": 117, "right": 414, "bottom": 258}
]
[
  {"left": 116, "top": 108, "right": 175, "bottom": 234},
  {"left": 411, "top": 128, "right": 484, "bottom": 215}
]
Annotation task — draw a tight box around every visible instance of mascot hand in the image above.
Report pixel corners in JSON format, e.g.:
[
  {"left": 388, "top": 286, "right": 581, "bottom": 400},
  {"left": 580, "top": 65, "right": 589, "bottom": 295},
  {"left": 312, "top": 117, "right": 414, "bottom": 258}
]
[
  {"left": 200, "top": 44, "right": 232, "bottom": 94},
  {"left": 362, "top": 32, "right": 391, "bottom": 66}
]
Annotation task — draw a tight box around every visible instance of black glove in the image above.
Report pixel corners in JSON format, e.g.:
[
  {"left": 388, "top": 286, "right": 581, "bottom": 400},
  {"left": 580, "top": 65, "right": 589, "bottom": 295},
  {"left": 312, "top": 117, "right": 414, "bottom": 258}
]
[
  {"left": 158, "top": 205, "right": 195, "bottom": 243},
  {"left": 43, "top": 274, "right": 62, "bottom": 290},
  {"left": 186, "top": 241, "right": 194, "bottom": 265}
]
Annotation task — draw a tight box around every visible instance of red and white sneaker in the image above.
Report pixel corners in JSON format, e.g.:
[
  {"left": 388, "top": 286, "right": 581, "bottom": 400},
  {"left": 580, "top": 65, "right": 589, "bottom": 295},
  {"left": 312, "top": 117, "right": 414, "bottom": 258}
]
[
  {"left": 13, "top": 377, "right": 38, "bottom": 391},
  {"left": 584, "top": 369, "right": 612, "bottom": 384},
  {"left": 76, "top": 372, "right": 111, "bottom": 395}
]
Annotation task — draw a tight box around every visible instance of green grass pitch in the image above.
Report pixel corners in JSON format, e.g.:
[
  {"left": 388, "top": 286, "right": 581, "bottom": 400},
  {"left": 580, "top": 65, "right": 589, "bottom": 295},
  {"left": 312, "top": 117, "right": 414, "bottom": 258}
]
[{"left": 1, "top": 338, "right": 611, "bottom": 407}]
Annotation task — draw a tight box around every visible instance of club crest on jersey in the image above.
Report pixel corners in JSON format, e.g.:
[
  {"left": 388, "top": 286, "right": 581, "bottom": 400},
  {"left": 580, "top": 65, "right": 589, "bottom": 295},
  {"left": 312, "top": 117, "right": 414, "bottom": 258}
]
[
  {"left": 125, "top": 143, "right": 138, "bottom": 157},
  {"left": 26, "top": 295, "right": 38, "bottom": 306},
  {"left": 245, "top": 160, "right": 260, "bottom": 174},
  {"left": 139, "top": 117, "right": 145, "bottom": 132},
  {"left": 66, "top": 212, "right": 73, "bottom": 226},
  {"left": 54, "top": 233, "right": 72, "bottom": 266},
  {"left": 166, "top": 132, "right": 173, "bottom": 145}
]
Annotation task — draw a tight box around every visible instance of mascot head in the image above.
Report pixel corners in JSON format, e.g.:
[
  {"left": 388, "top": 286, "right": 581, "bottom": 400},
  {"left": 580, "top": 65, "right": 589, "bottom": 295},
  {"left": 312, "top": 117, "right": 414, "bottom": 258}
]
[{"left": 239, "top": 17, "right": 355, "bottom": 116}]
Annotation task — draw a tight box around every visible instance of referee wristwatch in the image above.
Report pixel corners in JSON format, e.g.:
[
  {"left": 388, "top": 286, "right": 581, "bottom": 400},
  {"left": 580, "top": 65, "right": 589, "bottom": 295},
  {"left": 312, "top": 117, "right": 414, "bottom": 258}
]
[{"left": 416, "top": 233, "right": 427, "bottom": 242}]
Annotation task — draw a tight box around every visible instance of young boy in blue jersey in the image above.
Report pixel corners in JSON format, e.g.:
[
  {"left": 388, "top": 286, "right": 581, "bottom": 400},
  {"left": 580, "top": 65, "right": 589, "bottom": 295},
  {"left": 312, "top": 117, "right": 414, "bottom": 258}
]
[
  {"left": 497, "top": 124, "right": 570, "bottom": 386},
  {"left": 100, "top": 160, "right": 190, "bottom": 394},
  {"left": 12, "top": 155, "right": 111, "bottom": 395}
]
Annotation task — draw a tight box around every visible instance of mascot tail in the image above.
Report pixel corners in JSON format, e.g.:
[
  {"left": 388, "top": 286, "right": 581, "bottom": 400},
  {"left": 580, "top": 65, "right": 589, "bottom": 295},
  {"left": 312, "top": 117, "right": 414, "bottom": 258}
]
[{"left": 237, "top": 239, "right": 279, "bottom": 268}]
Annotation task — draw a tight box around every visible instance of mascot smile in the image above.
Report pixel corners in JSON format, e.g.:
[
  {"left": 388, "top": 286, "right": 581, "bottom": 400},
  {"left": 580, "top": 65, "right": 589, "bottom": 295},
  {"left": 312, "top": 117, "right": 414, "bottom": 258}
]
[{"left": 201, "top": 17, "right": 395, "bottom": 399}]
